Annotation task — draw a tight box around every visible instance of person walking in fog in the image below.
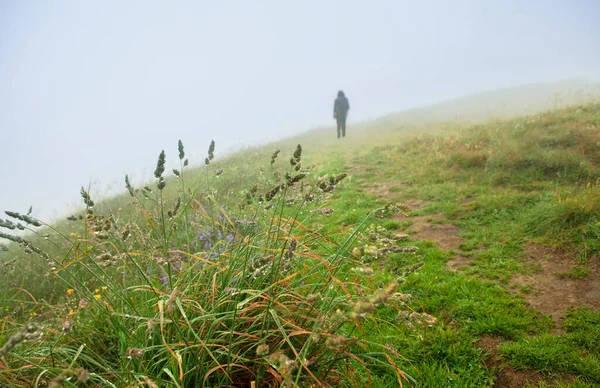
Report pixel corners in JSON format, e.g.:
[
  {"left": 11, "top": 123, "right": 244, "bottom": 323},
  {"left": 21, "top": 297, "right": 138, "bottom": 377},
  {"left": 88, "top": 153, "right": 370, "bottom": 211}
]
[{"left": 333, "top": 90, "right": 350, "bottom": 138}]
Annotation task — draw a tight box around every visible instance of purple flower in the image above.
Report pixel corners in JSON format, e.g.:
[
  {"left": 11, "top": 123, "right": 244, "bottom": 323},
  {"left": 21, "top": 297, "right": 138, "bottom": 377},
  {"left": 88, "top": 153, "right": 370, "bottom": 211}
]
[
  {"left": 226, "top": 233, "right": 234, "bottom": 243},
  {"left": 158, "top": 267, "right": 169, "bottom": 285}
]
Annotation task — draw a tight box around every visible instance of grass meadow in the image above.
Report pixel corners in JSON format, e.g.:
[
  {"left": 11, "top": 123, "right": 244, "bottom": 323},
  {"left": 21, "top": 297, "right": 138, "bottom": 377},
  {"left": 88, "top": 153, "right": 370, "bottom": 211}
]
[{"left": 1, "top": 101, "right": 600, "bottom": 387}]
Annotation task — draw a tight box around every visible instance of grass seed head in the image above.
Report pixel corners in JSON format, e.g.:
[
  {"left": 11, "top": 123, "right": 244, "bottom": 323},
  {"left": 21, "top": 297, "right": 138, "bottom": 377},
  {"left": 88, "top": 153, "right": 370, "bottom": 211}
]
[
  {"left": 125, "top": 348, "right": 144, "bottom": 359},
  {"left": 325, "top": 334, "right": 347, "bottom": 350},
  {"left": 270, "top": 149, "right": 280, "bottom": 165},
  {"left": 125, "top": 175, "right": 135, "bottom": 196},
  {"left": 154, "top": 150, "right": 166, "bottom": 179},
  {"left": 208, "top": 140, "right": 215, "bottom": 161},
  {"left": 0, "top": 322, "right": 42, "bottom": 359},
  {"left": 256, "top": 343, "right": 270, "bottom": 356},
  {"left": 178, "top": 139, "right": 185, "bottom": 160}
]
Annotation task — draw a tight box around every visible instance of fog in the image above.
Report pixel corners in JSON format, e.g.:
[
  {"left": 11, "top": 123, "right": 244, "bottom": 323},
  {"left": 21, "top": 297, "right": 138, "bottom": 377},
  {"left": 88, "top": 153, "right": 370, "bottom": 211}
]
[{"left": 1, "top": 0, "right": 599, "bottom": 222}]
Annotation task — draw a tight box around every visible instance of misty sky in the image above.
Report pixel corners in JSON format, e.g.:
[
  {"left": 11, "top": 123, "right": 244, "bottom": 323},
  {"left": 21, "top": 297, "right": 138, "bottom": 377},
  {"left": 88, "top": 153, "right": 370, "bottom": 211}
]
[{"left": 1, "top": 0, "right": 599, "bottom": 221}]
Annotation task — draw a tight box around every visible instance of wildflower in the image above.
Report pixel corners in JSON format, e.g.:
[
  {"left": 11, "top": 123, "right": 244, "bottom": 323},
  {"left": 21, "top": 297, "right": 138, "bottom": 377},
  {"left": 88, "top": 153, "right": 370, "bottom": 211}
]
[
  {"left": 94, "top": 294, "right": 101, "bottom": 300},
  {"left": 66, "top": 289, "right": 74, "bottom": 296},
  {"left": 69, "top": 232, "right": 75, "bottom": 237},
  {"left": 101, "top": 286, "right": 107, "bottom": 291}
]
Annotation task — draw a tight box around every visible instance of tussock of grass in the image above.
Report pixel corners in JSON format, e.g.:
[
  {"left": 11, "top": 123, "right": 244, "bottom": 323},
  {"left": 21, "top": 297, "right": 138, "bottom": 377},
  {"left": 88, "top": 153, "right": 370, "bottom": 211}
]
[{"left": 0, "top": 141, "right": 433, "bottom": 387}]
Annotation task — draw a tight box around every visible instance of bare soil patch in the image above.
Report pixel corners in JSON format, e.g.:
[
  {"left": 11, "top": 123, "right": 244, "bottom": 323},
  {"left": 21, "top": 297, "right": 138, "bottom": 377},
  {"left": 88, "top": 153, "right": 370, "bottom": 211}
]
[
  {"left": 402, "top": 199, "right": 431, "bottom": 212},
  {"left": 511, "top": 244, "right": 600, "bottom": 327},
  {"left": 445, "top": 255, "right": 474, "bottom": 271},
  {"left": 361, "top": 180, "right": 411, "bottom": 200},
  {"left": 395, "top": 213, "right": 463, "bottom": 251},
  {"left": 477, "top": 336, "right": 576, "bottom": 388}
]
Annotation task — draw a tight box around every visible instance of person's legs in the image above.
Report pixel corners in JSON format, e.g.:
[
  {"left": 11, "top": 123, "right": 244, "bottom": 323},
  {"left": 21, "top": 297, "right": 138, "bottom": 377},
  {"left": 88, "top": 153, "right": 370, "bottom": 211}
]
[
  {"left": 336, "top": 118, "right": 342, "bottom": 138},
  {"left": 340, "top": 115, "right": 347, "bottom": 137}
]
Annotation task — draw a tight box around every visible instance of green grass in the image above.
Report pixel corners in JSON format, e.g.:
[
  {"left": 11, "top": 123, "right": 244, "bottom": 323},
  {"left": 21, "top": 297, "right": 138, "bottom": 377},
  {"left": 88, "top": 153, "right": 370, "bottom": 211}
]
[
  {"left": 499, "top": 308, "right": 600, "bottom": 383},
  {"left": 2, "top": 102, "right": 600, "bottom": 387}
]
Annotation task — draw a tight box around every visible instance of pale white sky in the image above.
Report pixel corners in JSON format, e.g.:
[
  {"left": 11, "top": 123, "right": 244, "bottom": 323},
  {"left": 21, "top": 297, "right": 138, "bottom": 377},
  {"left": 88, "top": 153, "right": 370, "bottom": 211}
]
[{"left": 1, "top": 0, "right": 599, "bottom": 221}]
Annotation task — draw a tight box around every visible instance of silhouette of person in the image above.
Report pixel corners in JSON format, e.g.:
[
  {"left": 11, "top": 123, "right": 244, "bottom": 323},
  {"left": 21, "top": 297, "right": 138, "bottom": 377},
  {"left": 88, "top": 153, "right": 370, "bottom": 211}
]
[{"left": 333, "top": 90, "right": 350, "bottom": 138}]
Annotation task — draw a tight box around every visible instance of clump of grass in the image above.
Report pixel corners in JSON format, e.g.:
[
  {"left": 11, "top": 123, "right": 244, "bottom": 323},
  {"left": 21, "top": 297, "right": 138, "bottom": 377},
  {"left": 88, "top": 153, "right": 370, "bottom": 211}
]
[
  {"left": 499, "top": 307, "right": 600, "bottom": 383},
  {"left": 0, "top": 142, "right": 425, "bottom": 387},
  {"left": 557, "top": 266, "right": 590, "bottom": 279}
]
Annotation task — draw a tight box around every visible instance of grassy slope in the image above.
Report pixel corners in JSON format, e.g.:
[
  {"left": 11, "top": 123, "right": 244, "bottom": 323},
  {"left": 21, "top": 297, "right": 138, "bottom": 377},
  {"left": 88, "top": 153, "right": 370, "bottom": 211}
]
[{"left": 1, "top": 83, "right": 600, "bottom": 387}]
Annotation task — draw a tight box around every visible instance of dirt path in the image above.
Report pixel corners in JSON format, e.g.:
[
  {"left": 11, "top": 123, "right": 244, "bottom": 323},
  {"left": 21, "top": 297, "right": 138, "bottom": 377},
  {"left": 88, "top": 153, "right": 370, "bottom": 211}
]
[
  {"left": 364, "top": 178, "right": 600, "bottom": 326},
  {"left": 511, "top": 245, "right": 600, "bottom": 328},
  {"left": 357, "top": 175, "right": 600, "bottom": 387}
]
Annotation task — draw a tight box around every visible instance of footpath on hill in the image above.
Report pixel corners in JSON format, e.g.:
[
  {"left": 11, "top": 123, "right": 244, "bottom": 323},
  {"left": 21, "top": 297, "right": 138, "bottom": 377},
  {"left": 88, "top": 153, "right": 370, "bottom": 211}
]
[{"left": 309, "top": 105, "right": 600, "bottom": 387}]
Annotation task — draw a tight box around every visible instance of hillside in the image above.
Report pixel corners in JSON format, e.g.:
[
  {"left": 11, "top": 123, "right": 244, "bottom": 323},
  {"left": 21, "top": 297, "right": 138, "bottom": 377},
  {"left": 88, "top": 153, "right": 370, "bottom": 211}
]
[{"left": 1, "top": 97, "right": 600, "bottom": 386}]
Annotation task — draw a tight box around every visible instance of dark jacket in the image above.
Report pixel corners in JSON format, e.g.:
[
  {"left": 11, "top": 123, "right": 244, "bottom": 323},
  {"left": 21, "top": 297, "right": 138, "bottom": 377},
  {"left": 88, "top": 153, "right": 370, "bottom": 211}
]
[{"left": 334, "top": 95, "right": 350, "bottom": 118}]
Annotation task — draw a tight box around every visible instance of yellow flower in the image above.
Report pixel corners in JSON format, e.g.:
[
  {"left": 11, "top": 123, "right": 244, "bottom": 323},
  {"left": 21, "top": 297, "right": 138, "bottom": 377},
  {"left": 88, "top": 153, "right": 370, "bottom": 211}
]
[
  {"left": 94, "top": 294, "right": 101, "bottom": 300},
  {"left": 66, "top": 289, "right": 74, "bottom": 296},
  {"left": 94, "top": 289, "right": 100, "bottom": 293},
  {"left": 69, "top": 232, "right": 76, "bottom": 237},
  {"left": 77, "top": 235, "right": 82, "bottom": 238},
  {"left": 101, "top": 286, "right": 107, "bottom": 291}
]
